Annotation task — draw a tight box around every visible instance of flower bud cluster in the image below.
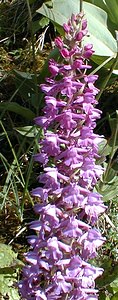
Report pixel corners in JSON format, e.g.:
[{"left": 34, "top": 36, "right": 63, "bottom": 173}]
[{"left": 19, "top": 13, "right": 106, "bottom": 300}]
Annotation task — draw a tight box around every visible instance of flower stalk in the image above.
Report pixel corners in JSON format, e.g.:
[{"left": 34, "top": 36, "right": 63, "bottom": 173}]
[
  {"left": 19, "top": 13, "right": 106, "bottom": 300},
  {"left": 80, "top": 0, "right": 83, "bottom": 13}
]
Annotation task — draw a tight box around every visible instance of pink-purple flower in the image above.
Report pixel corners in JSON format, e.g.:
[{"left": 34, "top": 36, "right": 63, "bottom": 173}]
[{"left": 19, "top": 13, "right": 106, "bottom": 300}]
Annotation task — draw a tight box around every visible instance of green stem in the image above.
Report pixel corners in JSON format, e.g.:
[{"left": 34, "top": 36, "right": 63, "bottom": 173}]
[
  {"left": 96, "top": 52, "right": 118, "bottom": 101},
  {"left": 26, "top": 0, "right": 39, "bottom": 115},
  {"left": 100, "top": 113, "right": 118, "bottom": 187},
  {"left": 80, "top": 0, "right": 83, "bottom": 12}
]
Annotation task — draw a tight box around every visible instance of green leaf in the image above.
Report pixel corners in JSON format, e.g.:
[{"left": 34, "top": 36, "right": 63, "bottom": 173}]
[
  {"left": 14, "top": 70, "right": 33, "bottom": 80},
  {"left": 13, "top": 69, "right": 44, "bottom": 110},
  {"left": 98, "top": 139, "right": 111, "bottom": 156},
  {"left": 83, "top": 4, "right": 117, "bottom": 58},
  {"left": 111, "top": 277, "right": 118, "bottom": 292},
  {"left": 99, "top": 291, "right": 107, "bottom": 300},
  {"left": 46, "top": 0, "right": 53, "bottom": 8},
  {"left": 13, "top": 69, "right": 37, "bottom": 102},
  {"left": 85, "top": 0, "right": 107, "bottom": 12},
  {"left": 0, "top": 275, "right": 20, "bottom": 300},
  {"left": 32, "top": 17, "right": 49, "bottom": 33},
  {"left": 104, "top": 168, "right": 116, "bottom": 183},
  {"left": 38, "top": 16, "right": 49, "bottom": 28},
  {"left": 102, "top": 188, "right": 118, "bottom": 202},
  {"left": 15, "top": 126, "right": 39, "bottom": 137},
  {"left": 0, "top": 243, "right": 23, "bottom": 269},
  {"left": 108, "top": 112, "right": 118, "bottom": 135},
  {"left": 85, "top": 0, "right": 118, "bottom": 25},
  {"left": 84, "top": 0, "right": 118, "bottom": 38},
  {"left": 31, "top": 93, "right": 43, "bottom": 110},
  {"left": 0, "top": 102, "right": 35, "bottom": 120},
  {"left": 0, "top": 244, "right": 17, "bottom": 269},
  {"left": 91, "top": 55, "right": 117, "bottom": 71},
  {"left": 105, "top": 0, "right": 118, "bottom": 25},
  {"left": 97, "top": 264, "right": 118, "bottom": 288},
  {"left": 112, "top": 160, "right": 118, "bottom": 171},
  {"left": 37, "top": 0, "right": 117, "bottom": 57},
  {"left": 0, "top": 244, "right": 23, "bottom": 299},
  {"left": 98, "top": 172, "right": 118, "bottom": 202},
  {"left": 108, "top": 112, "right": 118, "bottom": 156},
  {"left": 111, "top": 292, "right": 118, "bottom": 300}
]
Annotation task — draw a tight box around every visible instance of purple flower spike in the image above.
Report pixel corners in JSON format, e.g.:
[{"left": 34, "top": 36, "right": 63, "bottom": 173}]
[{"left": 19, "top": 12, "right": 106, "bottom": 300}]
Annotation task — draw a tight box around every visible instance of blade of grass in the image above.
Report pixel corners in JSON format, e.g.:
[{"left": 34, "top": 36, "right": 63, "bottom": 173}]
[
  {"left": 26, "top": 0, "right": 39, "bottom": 114},
  {"left": 21, "top": 133, "right": 40, "bottom": 216},
  {"left": 0, "top": 153, "right": 24, "bottom": 219},
  {"left": 0, "top": 120, "right": 25, "bottom": 184},
  {"left": 0, "top": 121, "right": 33, "bottom": 208}
]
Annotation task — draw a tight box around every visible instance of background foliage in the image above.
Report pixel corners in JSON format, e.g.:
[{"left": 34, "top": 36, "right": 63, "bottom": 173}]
[{"left": 0, "top": 0, "right": 118, "bottom": 299}]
